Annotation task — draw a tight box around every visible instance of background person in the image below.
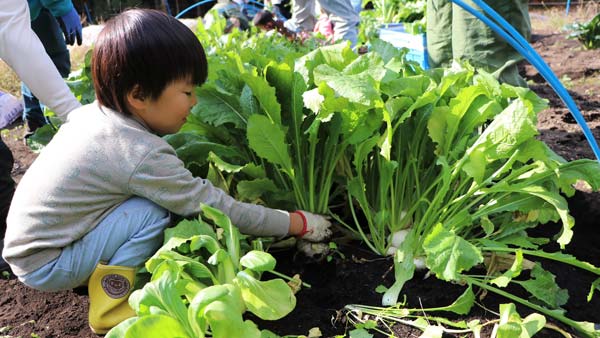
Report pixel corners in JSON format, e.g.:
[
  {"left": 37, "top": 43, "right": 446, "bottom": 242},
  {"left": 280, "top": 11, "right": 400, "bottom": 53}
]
[
  {"left": 291, "top": 0, "right": 360, "bottom": 47},
  {"left": 212, "top": 0, "right": 251, "bottom": 32},
  {"left": 313, "top": 7, "right": 334, "bottom": 40},
  {"left": 0, "top": 0, "right": 81, "bottom": 272},
  {"left": 22, "top": 0, "right": 82, "bottom": 137},
  {"left": 426, "top": 0, "right": 531, "bottom": 87},
  {"left": 253, "top": 9, "right": 297, "bottom": 41},
  {"left": 265, "top": 0, "right": 292, "bottom": 20}
]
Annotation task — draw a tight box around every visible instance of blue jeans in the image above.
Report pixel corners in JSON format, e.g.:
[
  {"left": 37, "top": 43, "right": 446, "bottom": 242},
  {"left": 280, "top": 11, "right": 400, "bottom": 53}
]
[
  {"left": 21, "top": 9, "right": 71, "bottom": 131},
  {"left": 20, "top": 197, "right": 170, "bottom": 292}
]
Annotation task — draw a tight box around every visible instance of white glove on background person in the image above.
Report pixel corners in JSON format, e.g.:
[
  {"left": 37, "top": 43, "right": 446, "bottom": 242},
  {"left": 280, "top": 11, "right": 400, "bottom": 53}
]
[{"left": 293, "top": 210, "right": 332, "bottom": 242}]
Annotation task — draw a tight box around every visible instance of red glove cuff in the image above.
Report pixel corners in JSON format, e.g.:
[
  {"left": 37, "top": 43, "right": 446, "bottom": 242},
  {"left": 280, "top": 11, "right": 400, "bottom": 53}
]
[{"left": 292, "top": 211, "right": 308, "bottom": 237}]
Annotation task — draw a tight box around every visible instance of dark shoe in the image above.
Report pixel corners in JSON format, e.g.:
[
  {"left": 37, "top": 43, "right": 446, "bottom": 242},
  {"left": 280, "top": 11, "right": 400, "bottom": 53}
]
[
  {"left": 0, "top": 239, "right": 10, "bottom": 272},
  {"left": 23, "top": 120, "right": 47, "bottom": 144},
  {"left": 0, "top": 256, "right": 9, "bottom": 272}
]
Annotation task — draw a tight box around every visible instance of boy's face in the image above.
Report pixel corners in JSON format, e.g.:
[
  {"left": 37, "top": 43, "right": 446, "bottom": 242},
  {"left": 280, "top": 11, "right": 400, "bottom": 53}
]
[{"left": 136, "top": 79, "right": 197, "bottom": 135}]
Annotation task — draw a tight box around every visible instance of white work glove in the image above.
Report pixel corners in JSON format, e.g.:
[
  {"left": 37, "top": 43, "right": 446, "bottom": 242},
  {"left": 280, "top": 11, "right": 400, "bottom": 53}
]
[{"left": 292, "top": 210, "right": 332, "bottom": 242}]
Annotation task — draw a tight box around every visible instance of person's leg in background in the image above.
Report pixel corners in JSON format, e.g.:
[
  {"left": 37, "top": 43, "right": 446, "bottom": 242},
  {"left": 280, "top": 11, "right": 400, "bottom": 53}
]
[
  {"left": 451, "top": 0, "right": 530, "bottom": 87},
  {"left": 319, "top": 0, "right": 360, "bottom": 47},
  {"left": 0, "top": 137, "right": 15, "bottom": 271},
  {"left": 278, "top": 0, "right": 293, "bottom": 19},
  {"left": 426, "top": 0, "right": 453, "bottom": 68},
  {"left": 490, "top": 0, "right": 530, "bottom": 87},
  {"left": 21, "top": 8, "right": 71, "bottom": 137},
  {"left": 272, "top": 0, "right": 292, "bottom": 19},
  {"left": 350, "top": 0, "right": 362, "bottom": 15},
  {"left": 291, "top": 0, "right": 317, "bottom": 33}
]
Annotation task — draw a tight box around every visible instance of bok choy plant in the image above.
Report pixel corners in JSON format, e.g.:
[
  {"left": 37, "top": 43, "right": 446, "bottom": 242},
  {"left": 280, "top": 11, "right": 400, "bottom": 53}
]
[
  {"left": 338, "top": 48, "right": 600, "bottom": 337},
  {"left": 169, "top": 20, "right": 390, "bottom": 214},
  {"left": 163, "top": 21, "right": 600, "bottom": 336},
  {"left": 567, "top": 12, "right": 600, "bottom": 50},
  {"left": 105, "top": 204, "right": 298, "bottom": 338}
]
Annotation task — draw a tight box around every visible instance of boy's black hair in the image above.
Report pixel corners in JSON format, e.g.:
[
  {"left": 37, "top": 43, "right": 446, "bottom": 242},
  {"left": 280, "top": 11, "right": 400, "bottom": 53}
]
[
  {"left": 92, "top": 9, "right": 208, "bottom": 116},
  {"left": 252, "top": 10, "right": 274, "bottom": 27}
]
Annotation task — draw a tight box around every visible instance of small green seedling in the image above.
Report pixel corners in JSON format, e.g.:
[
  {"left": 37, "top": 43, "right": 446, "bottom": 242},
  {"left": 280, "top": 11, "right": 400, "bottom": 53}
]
[{"left": 326, "top": 242, "right": 346, "bottom": 263}]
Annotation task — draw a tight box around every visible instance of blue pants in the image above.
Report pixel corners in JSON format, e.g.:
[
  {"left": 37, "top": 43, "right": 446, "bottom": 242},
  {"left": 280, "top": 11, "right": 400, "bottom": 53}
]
[
  {"left": 20, "top": 197, "right": 170, "bottom": 291},
  {"left": 21, "top": 9, "right": 71, "bottom": 131}
]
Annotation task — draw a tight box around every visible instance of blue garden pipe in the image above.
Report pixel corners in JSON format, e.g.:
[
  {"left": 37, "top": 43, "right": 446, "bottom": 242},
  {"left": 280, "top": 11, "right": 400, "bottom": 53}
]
[
  {"left": 244, "top": 2, "right": 265, "bottom": 17},
  {"left": 451, "top": 0, "right": 600, "bottom": 162},
  {"left": 246, "top": 0, "right": 265, "bottom": 7},
  {"left": 175, "top": 0, "right": 216, "bottom": 19},
  {"left": 566, "top": 0, "right": 571, "bottom": 15},
  {"left": 470, "top": 0, "right": 600, "bottom": 162},
  {"left": 175, "top": 0, "right": 264, "bottom": 19}
]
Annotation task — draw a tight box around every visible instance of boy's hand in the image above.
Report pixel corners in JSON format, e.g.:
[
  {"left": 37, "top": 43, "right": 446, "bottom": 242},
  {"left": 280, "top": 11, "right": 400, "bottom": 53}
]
[{"left": 293, "top": 210, "right": 332, "bottom": 242}]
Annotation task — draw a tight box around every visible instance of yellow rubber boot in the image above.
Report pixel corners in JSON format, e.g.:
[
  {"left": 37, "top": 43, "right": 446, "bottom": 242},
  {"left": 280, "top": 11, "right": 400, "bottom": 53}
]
[{"left": 88, "top": 263, "right": 137, "bottom": 334}]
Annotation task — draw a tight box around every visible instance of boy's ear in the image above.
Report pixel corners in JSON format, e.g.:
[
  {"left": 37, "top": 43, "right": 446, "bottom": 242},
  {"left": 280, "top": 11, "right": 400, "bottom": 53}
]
[{"left": 126, "top": 85, "right": 146, "bottom": 110}]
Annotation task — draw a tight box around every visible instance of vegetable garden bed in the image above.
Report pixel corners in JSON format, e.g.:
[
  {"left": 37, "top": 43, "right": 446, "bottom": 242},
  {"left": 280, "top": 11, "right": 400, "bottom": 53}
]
[
  {"left": 2, "top": 7, "right": 600, "bottom": 338},
  {"left": 0, "top": 191, "right": 599, "bottom": 338},
  {"left": 256, "top": 190, "right": 600, "bottom": 337}
]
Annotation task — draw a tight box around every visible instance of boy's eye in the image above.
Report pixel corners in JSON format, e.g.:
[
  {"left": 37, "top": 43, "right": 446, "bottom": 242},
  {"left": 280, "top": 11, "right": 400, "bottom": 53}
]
[{"left": 184, "top": 91, "right": 192, "bottom": 96}]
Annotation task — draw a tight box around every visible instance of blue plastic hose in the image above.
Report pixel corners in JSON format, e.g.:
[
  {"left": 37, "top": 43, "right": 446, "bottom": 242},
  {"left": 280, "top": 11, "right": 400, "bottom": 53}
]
[
  {"left": 247, "top": 0, "right": 265, "bottom": 7},
  {"left": 175, "top": 0, "right": 264, "bottom": 19},
  {"left": 243, "top": 2, "right": 265, "bottom": 17},
  {"left": 175, "top": 0, "right": 216, "bottom": 19},
  {"left": 471, "top": 0, "right": 600, "bottom": 162},
  {"left": 451, "top": 0, "right": 600, "bottom": 162},
  {"left": 566, "top": 0, "right": 571, "bottom": 15}
]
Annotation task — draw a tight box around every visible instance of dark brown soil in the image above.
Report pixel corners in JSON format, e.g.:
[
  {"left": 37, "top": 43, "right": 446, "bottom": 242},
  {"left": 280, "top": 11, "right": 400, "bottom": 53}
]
[
  {"left": 256, "top": 189, "right": 600, "bottom": 338},
  {"left": 2, "top": 7, "right": 600, "bottom": 338},
  {"left": 527, "top": 29, "right": 600, "bottom": 162}
]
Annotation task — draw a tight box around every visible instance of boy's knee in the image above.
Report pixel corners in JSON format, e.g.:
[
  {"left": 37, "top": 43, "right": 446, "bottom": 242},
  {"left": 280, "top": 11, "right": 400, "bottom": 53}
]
[
  {"left": 126, "top": 197, "right": 168, "bottom": 215},
  {"left": 123, "top": 197, "right": 170, "bottom": 232}
]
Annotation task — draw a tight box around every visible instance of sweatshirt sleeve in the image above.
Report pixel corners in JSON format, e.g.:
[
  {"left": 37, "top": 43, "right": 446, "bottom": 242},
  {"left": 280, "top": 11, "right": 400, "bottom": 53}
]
[
  {"left": 0, "top": 0, "right": 81, "bottom": 121},
  {"left": 129, "top": 145, "right": 290, "bottom": 238}
]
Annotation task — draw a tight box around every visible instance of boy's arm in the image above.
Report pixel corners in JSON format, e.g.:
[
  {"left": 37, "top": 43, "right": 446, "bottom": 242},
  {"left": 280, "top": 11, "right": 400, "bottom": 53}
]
[
  {"left": 129, "top": 146, "right": 331, "bottom": 240},
  {"left": 129, "top": 146, "right": 290, "bottom": 237}
]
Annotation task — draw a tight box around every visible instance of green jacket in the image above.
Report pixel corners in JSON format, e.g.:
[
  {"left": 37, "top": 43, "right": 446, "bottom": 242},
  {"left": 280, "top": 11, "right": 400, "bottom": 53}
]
[
  {"left": 426, "top": 0, "right": 531, "bottom": 87},
  {"left": 27, "top": 0, "right": 73, "bottom": 21}
]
